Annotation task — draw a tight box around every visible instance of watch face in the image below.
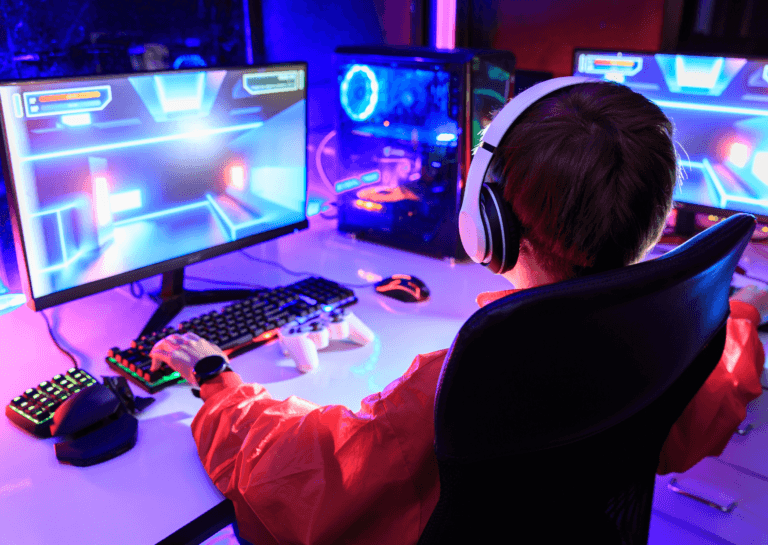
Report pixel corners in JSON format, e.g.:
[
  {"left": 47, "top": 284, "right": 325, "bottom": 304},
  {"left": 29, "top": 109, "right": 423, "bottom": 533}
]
[{"left": 195, "top": 356, "right": 225, "bottom": 376}]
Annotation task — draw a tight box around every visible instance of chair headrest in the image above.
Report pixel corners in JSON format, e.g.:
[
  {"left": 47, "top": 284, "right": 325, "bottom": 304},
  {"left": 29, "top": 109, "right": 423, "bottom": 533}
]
[{"left": 435, "top": 213, "right": 756, "bottom": 460}]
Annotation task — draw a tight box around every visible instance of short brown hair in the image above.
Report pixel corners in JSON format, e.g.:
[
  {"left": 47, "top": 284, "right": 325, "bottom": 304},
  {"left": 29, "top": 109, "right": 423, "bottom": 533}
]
[{"left": 486, "top": 81, "right": 678, "bottom": 281}]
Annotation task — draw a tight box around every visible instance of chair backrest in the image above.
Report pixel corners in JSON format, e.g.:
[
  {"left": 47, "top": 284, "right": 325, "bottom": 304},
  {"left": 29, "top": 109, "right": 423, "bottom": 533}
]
[{"left": 418, "top": 213, "right": 756, "bottom": 545}]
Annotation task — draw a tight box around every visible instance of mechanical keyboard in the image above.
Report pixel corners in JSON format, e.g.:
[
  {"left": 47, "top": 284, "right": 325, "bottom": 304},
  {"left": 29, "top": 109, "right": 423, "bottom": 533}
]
[
  {"left": 6, "top": 368, "right": 99, "bottom": 437},
  {"left": 106, "top": 277, "right": 358, "bottom": 393}
]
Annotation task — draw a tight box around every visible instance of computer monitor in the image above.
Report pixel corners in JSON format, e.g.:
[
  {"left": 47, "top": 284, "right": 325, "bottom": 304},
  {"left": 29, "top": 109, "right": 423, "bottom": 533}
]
[
  {"left": 0, "top": 63, "right": 308, "bottom": 334},
  {"left": 573, "top": 49, "right": 768, "bottom": 235}
]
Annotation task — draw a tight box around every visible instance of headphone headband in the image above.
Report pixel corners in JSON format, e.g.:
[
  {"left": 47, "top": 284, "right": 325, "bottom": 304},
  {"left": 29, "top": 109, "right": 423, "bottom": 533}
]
[{"left": 459, "top": 76, "right": 593, "bottom": 267}]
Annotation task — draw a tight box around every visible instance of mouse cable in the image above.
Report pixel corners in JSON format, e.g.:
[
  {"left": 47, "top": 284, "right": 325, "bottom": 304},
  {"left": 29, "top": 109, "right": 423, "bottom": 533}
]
[
  {"left": 41, "top": 310, "right": 78, "bottom": 370},
  {"left": 239, "top": 251, "right": 379, "bottom": 289}
]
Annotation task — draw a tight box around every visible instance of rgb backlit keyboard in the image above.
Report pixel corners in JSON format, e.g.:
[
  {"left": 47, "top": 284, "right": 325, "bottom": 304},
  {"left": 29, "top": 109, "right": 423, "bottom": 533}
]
[
  {"left": 106, "top": 277, "right": 357, "bottom": 393},
  {"left": 6, "top": 368, "right": 99, "bottom": 437}
]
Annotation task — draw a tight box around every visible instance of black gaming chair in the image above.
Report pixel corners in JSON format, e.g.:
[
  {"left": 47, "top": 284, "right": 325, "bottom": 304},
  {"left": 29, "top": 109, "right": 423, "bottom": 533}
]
[{"left": 418, "top": 213, "right": 756, "bottom": 545}]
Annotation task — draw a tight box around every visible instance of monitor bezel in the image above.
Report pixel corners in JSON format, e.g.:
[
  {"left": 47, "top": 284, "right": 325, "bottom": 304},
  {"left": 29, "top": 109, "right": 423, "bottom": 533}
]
[
  {"left": 572, "top": 47, "right": 768, "bottom": 226},
  {"left": 0, "top": 62, "right": 310, "bottom": 311}
]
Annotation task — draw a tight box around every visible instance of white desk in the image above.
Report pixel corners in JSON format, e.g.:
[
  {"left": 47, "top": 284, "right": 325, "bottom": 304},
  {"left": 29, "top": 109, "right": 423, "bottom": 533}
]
[
  {"left": 1, "top": 216, "right": 768, "bottom": 544},
  {"left": 0, "top": 216, "right": 511, "bottom": 545}
]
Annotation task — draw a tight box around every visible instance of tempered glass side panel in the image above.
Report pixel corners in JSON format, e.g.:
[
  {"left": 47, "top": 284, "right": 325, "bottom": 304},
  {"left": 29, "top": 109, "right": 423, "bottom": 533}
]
[{"left": 334, "top": 54, "right": 465, "bottom": 258}]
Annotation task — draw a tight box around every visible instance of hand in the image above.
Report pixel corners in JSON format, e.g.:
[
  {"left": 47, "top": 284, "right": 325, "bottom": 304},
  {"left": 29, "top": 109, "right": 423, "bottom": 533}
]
[
  {"left": 730, "top": 285, "right": 768, "bottom": 323},
  {"left": 149, "top": 332, "right": 229, "bottom": 387}
]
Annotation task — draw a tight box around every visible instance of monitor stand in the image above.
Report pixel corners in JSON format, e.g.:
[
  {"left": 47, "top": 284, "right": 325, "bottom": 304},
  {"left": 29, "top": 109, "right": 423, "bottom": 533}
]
[{"left": 139, "top": 268, "right": 258, "bottom": 338}]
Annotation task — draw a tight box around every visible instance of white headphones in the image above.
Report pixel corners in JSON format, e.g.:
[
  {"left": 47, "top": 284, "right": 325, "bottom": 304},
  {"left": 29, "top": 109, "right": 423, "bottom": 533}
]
[{"left": 459, "top": 76, "right": 593, "bottom": 274}]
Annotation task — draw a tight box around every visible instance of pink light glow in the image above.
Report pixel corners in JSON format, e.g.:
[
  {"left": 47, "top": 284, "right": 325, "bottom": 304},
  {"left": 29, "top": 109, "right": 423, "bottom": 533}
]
[
  {"left": 434, "top": 0, "right": 456, "bottom": 49},
  {"left": 93, "top": 175, "right": 112, "bottom": 226}
]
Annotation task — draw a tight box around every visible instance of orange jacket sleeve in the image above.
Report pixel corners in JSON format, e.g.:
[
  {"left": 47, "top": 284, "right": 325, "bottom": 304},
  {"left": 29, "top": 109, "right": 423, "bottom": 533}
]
[
  {"left": 190, "top": 349, "right": 445, "bottom": 545},
  {"left": 657, "top": 300, "right": 765, "bottom": 474}
]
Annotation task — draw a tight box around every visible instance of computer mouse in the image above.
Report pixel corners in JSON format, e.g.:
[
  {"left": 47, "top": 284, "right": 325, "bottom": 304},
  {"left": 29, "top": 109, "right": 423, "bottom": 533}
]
[
  {"left": 375, "top": 274, "right": 430, "bottom": 303},
  {"left": 50, "top": 383, "right": 121, "bottom": 437}
]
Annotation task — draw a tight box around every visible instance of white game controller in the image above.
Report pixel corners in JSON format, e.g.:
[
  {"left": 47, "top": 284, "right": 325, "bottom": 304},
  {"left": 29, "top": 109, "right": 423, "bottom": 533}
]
[{"left": 278, "top": 308, "right": 375, "bottom": 373}]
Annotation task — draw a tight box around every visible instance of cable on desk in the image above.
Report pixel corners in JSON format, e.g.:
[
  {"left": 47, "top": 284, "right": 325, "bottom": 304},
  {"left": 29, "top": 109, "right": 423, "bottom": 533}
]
[
  {"left": 41, "top": 310, "right": 78, "bottom": 369},
  {"left": 239, "top": 251, "right": 379, "bottom": 289}
]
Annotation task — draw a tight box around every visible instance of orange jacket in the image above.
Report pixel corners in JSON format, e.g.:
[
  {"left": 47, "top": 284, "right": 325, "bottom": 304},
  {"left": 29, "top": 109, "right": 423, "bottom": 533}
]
[{"left": 191, "top": 292, "right": 765, "bottom": 545}]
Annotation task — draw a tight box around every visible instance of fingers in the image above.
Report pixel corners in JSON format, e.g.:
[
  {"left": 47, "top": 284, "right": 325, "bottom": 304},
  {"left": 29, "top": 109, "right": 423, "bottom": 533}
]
[
  {"left": 149, "top": 347, "right": 170, "bottom": 372},
  {"left": 184, "top": 332, "right": 202, "bottom": 342}
]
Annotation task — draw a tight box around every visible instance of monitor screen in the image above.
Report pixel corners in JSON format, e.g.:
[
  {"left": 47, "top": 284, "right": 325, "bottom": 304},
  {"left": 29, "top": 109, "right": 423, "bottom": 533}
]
[
  {"left": 0, "top": 64, "right": 308, "bottom": 310},
  {"left": 573, "top": 50, "right": 768, "bottom": 222}
]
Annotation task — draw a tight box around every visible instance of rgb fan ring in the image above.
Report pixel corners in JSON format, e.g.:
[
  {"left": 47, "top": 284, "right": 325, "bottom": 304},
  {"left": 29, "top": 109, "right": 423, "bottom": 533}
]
[{"left": 340, "top": 65, "right": 379, "bottom": 121}]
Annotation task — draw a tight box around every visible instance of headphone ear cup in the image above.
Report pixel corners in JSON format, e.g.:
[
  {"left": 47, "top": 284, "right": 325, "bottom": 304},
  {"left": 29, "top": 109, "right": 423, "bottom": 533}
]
[{"left": 479, "top": 184, "right": 521, "bottom": 274}]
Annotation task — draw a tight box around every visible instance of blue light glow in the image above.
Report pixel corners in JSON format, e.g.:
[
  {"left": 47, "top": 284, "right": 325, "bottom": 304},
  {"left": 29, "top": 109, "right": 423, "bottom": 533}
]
[
  {"left": 651, "top": 100, "right": 768, "bottom": 117},
  {"left": 335, "top": 178, "right": 360, "bottom": 192},
  {"left": 154, "top": 72, "right": 205, "bottom": 113},
  {"left": 173, "top": 54, "right": 207, "bottom": 70},
  {"left": 20, "top": 122, "right": 263, "bottom": 162},
  {"left": 675, "top": 55, "right": 724, "bottom": 89},
  {"left": 436, "top": 133, "right": 457, "bottom": 142},
  {"left": 340, "top": 65, "right": 379, "bottom": 122},
  {"left": 109, "top": 189, "right": 143, "bottom": 214},
  {"left": 112, "top": 200, "right": 210, "bottom": 227}
]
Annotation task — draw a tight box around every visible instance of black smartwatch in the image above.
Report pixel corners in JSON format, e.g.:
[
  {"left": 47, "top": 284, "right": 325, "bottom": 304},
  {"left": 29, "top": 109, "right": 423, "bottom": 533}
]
[{"left": 193, "top": 355, "right": 232, "bottom": 387}]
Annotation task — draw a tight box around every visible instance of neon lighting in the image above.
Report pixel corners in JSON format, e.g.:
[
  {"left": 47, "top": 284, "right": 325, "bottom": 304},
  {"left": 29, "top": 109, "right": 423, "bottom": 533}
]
[
  {"left": 728, "top": 142, "right": 751, "bottom": 169},
  {"left": 93, "top": 176, "right": 112, "bottom": 227},
  {"left": 172, "top": 54, "right": 207, "bottom": 70},
  {"left": 205, "top": 194, "right": 270, "bottom": 240},
  {"left": 340, "top": 65, "right": 379, "bottom": 121},
  {"left": 29, "top": 202, "right": 80, "bottom": 218},
  {"left": 109, "top": 189, "right": 142, "bottom": 214},
  {"left": 229, "top": 164, "right": 246, "bottom": 190},
  {"left": 360, "top": 170, "right": 381, "bottom": 183},
  {"left": 437, "top": 133, "right": 457, "bottom": 142},
  {"left": 61, "top": 113, "right": 91, "bottom": 127},
  {"left": 12, "top": 93, "right": 22, "bottom": 118},
  {"left": 764, "top": 66, "right": 768, "bottom": 84},
  {"left": 701, "top": 158, "right": 765, "bottom": 208},
  {"left": 154, "top": 72, "right": 205, "bottom": 112},
  {"left": 335, "top": 178, "right": 360, "bottom": 192},
  {"left": 354, "top": 199, "right": 384, "bottom": 212},
  {"left": 108, "top": 357, "right": 181, "bottom": 386},
  {"left": 605, "top": 73, "right": 625, "bottom": 84},
  {"left": 27, "top": 203, "right": 89, "bottom": 273},
  {"left": 24, "top": 85, "right": 112, "bottom": 118},
  {"left": 675, "top": 55, "right": 724, "bottom": 89},
  {"left": 434, "top": 0, "right": 456, "bottom": 49},
  {"left": 20, "top": 121, "right": 263, "bottom": 162},
  {"left": 753, "top": 152, "right": 768, "bottom": 184},
  {"left": 322, "top": 305, "right": 333, "bottom": 312},
  {"left": 37, "top": 249, "right": 86, "bottom": 274},
  {"left": 651, "top": 100, "right": 768, "bottom": 117},
  {"left": 306, "top": 200, "right": 322, "bottom": 216},
  {"left": 112, "top": 200, "right": 209, "bottom": 227}
]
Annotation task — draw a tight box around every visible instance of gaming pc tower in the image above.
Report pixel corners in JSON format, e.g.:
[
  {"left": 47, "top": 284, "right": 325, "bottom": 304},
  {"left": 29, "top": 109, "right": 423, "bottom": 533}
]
[{"left": 333, "top": 46, "right": 515, "bottom": 260}]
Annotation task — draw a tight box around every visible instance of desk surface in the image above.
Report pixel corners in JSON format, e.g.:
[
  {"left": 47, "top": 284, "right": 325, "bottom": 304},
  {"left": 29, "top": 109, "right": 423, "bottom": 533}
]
[
  {"left": 0, "top": 216, "right": 512, "bottom": 545},
  {"left": 2, "top": 217, "right": 768, "bottom": 545}
]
